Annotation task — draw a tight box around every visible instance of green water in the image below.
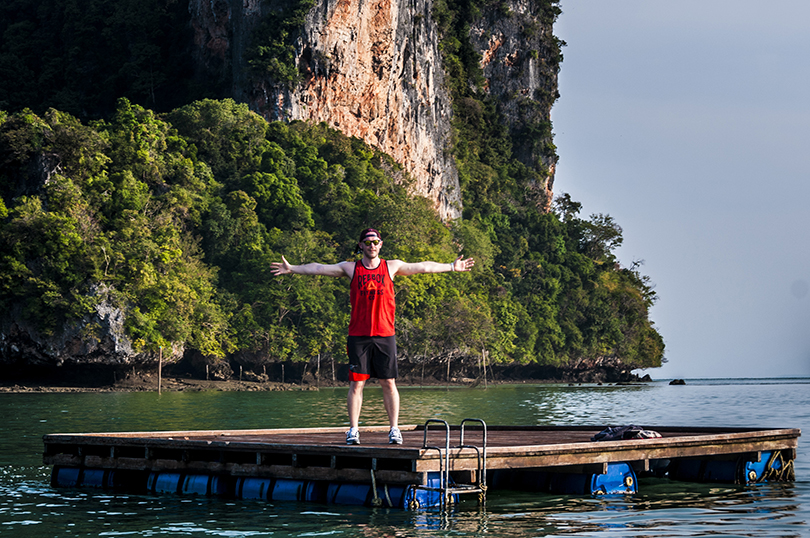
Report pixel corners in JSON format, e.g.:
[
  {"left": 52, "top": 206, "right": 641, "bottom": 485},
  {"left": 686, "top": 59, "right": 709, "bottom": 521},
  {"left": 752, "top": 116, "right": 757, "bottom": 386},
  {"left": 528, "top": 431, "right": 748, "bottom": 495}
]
[{"left": 1, "top": 380, "right": 808, "bottom": 536}]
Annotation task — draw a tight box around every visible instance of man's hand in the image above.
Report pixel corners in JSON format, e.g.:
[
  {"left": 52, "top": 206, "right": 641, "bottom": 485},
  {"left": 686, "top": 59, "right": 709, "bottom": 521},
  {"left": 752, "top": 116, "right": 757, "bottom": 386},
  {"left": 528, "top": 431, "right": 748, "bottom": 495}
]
[
  {"left": 452, "top": 255, "right": 475, "bottom": 272},
  {"left": 270, "top": 255, "right": 293, "bottom": 276}
]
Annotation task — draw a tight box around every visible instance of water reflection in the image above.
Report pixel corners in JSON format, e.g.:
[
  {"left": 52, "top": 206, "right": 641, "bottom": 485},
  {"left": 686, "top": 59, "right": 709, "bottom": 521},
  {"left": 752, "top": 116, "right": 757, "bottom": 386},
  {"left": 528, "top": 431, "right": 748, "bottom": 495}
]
[
  {"left": 0, "top": 472, "right": 804, "bottom": 537},
  {"left": 0, "top": 381, "right": 807, "bottom": 537}
]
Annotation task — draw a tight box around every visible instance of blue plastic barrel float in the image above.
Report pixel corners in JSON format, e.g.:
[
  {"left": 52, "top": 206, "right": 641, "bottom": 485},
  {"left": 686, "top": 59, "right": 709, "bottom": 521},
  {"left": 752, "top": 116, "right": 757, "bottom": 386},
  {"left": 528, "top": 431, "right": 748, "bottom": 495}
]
[
  {"left": 402, "top": 472, "right": 460, "bottom": 508},
  {"left": 272, "top": 479, "right": 327, "bottom": 503},
  {"left": 146, "top": 472, "right": 226, "bottom": 495},
  {"left": 235, "top": 477, "right": 274, "bottom": 500},
  {"left": 51, "top": 466, "right": 139, "bottom": 490},
  {"left": 237, "top": 477, "right": 410, "bottom": 508},
  {"left": 489, "top": 462, "right": 638, "bottom": 495},
  {"left": 668, "top": 450, "right": 793, "bottom": 484},
  {"left": 51, "top": 466, "right": 82, "bottom": 488},
  {"left": 52, "top": 468, "right": 459, "bottom": 509}
]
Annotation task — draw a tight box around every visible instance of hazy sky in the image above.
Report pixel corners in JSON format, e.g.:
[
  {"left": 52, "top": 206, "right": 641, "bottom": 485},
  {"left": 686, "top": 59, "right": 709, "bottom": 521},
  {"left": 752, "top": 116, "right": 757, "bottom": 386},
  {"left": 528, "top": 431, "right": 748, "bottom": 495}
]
[{"left": 552, "top": 1, "right": 810, "bottom": 378}]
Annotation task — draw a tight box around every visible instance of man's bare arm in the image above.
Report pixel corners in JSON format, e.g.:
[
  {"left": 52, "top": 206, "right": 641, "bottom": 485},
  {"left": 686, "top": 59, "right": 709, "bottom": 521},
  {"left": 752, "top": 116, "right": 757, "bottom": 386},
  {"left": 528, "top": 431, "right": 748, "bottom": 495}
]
[
  {"left": 270, "top": 255, "right": 353, "bottom": 278},
  {"left": 388, "top": 256, "right": 475, "bottom": 278}
]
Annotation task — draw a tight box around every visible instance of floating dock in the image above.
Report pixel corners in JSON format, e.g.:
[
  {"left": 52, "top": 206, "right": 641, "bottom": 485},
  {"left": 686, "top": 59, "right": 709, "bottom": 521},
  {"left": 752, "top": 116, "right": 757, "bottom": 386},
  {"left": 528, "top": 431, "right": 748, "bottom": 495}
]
[{"left": 44, "top": 422, "right": 800, "bottom": 508}]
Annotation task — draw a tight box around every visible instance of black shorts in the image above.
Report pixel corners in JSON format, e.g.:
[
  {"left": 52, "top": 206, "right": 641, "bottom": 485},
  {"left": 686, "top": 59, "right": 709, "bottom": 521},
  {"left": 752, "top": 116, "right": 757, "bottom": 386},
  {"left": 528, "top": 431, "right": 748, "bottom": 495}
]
[{"left": 346, "top": 335, "right": 398, "bottom": 381}]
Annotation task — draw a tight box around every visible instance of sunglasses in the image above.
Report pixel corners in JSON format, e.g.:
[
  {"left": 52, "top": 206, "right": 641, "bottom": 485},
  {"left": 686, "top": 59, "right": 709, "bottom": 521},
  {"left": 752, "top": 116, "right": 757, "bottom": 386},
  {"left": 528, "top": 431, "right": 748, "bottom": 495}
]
[{"left": 363, "top": 240, "right": 381, "bottom": 246}]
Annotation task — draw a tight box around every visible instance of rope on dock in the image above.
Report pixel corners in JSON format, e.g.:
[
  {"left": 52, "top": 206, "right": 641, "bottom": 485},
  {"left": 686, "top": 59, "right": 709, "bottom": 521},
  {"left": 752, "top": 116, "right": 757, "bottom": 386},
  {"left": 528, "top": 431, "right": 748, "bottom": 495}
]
[
  {"left": 370, "top": 469, "right": 382, "bottom": 507},
  {"left": 761, "top": 451, "right": 795, "bottom": 482},
  {"left": 384, "top": 484, "right": 393, "bottom": 507}
]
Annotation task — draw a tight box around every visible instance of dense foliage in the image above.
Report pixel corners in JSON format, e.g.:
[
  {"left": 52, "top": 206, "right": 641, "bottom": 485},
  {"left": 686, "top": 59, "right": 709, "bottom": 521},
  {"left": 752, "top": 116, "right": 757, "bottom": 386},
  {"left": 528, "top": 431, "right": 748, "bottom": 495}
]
[
  {"left": 246, "top": 0, "right": 318, "bottom": 87},
  {"left": 0, "top": 99, "right": 663, "bottom": 370},
  {"left": 0, "top": 0, "right": 663, "bottom": 372},
  {"left": 0, "top": 0, "right": 223, "bottom": 119},
  {"left": 429, "top": 0, "right": 662, "bottom": 367}
]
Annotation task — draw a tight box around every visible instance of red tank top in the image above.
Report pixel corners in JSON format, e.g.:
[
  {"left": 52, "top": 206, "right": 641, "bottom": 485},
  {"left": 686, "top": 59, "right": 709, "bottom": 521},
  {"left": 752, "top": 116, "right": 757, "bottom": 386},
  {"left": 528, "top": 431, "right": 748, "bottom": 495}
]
[{"left": 348, "top": 259, "right": 396, "bottom": 336}]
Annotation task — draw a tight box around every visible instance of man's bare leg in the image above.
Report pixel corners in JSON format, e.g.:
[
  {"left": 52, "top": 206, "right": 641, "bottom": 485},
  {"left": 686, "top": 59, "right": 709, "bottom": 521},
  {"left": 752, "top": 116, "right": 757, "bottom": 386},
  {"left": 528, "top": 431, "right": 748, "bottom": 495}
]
[
  {"left": 379, "top": 378, "right": 400, "bottom": 429},
  {"left": 347, "top": 380, "right": 365, "bottom": 429}
]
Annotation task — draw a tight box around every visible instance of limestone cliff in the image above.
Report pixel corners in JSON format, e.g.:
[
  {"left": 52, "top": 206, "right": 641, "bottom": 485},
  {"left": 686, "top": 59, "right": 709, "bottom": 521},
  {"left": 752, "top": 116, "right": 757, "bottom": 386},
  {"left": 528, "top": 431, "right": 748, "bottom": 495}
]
[
  {"left": 188, "top": 0, "right": 560, "bottom": 218},
  {"left": 258, "top": 0, "right": 459, "bottom": 220},
  {"left": 0, "top": 285, "right": 170, "bottom": 372},
  {"left": 469, "top": 0, "right": 560, "bottom": 209}
]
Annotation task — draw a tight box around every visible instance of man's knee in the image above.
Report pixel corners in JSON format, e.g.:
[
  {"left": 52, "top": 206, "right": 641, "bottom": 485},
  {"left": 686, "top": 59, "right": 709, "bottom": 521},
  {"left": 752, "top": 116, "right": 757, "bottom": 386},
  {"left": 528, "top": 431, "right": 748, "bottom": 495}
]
[
  {"left": 378, "top": 378, "right": 397, "bottom": 391},
  {"left": 349, "top": 380, "right": 365, "bottom": 393}
]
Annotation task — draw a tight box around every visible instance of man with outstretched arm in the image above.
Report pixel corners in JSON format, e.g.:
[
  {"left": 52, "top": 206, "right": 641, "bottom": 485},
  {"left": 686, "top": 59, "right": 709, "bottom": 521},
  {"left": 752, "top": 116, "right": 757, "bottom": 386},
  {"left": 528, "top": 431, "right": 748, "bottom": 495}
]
[{"left": 270, "top": 228, "right": 474, "bottom": 445}]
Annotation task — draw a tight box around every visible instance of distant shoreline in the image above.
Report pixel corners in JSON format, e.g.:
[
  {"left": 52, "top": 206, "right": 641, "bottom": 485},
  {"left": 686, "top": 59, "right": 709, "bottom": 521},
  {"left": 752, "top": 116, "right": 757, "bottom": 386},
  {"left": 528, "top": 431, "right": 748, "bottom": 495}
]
[
  {"left": 3, "top": 374, "right": 807, "bottom": 394},
  {"left": 0, "top": 359, "right": 657, "bottom": 393},
  {"left": 0, "top": 374, "right": 654, "bottom": 394}
]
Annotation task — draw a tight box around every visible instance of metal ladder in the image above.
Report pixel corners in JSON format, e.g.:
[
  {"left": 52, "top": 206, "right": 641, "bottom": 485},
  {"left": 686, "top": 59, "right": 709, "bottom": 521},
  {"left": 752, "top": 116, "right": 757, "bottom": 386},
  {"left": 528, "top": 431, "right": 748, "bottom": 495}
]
[{"left": 415, "top": 418, "right": 487, "bottom": 509}]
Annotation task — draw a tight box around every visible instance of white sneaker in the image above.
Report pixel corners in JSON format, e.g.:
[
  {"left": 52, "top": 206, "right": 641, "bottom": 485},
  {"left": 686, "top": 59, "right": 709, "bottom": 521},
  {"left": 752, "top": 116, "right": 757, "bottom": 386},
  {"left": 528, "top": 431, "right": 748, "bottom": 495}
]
[
  {"left": 346, "top": 428, "right": 360, "bottom": 445},
  {"left": 389, "top": 427, "right": 403, "bottom": 445}
]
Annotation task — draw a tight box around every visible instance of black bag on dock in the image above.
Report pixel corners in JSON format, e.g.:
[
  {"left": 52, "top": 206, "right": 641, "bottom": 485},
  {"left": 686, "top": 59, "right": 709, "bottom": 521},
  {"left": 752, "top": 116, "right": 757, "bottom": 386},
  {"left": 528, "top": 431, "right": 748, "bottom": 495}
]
[{"left": 592, "top": 425, "right": 661, "bottom": 441}]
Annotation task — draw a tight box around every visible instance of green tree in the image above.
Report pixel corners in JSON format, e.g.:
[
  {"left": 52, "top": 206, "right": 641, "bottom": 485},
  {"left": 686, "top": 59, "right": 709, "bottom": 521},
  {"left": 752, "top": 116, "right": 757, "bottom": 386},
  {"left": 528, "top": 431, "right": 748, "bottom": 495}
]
[{"left": 0, "top": 95, "right": 664, "bottom": 375}]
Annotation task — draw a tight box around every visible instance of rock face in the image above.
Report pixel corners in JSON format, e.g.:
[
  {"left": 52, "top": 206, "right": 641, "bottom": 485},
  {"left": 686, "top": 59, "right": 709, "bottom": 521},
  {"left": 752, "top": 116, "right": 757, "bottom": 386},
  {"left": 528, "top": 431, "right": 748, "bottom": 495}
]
[
  {"left": 188, "top": 0, "right": 560, "bottom": 219},
  {"left": 188, "top": 0, "right": 459, "bottom": 219},
  {"left": 1, "top": 287, "right": 127, "bottom": 369},
  {"left": 469, "top": 0, "right": 560, "bottom": 210},
  {"left": 248, "top": 0, "right": 460, "bottom": 220},
  {"left": 0, "top": 285, "right": 176, "bottom": 373}
]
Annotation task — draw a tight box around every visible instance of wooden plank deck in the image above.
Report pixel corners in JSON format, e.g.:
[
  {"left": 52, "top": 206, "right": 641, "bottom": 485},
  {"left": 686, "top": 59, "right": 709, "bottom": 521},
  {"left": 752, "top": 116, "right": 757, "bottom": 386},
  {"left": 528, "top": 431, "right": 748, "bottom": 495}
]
[{"left": 43, "top": 425, "right": 800, "bottom": 486}]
